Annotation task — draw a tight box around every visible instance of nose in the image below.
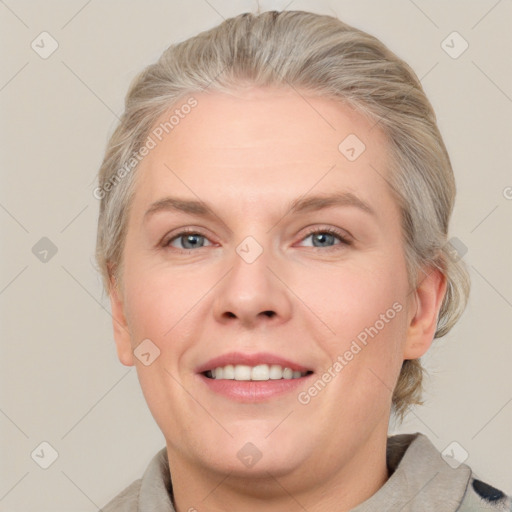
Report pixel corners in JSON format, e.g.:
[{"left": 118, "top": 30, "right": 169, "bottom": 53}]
[{"left": 211, "top": 239, "right": 293, "bottom": 329}]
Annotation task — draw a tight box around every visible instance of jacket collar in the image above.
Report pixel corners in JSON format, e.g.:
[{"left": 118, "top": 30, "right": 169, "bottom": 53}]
[{"left": 136, "top": 432, "right": 471, "bottom": 511}]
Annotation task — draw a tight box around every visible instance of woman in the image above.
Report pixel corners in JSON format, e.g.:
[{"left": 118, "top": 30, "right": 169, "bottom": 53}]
[{"left": 95, "top": 10, "right": 510, "bottom": 511}]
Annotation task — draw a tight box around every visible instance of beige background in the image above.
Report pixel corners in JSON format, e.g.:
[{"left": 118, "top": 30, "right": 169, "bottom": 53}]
[{"left": 1, "top": 0, "right": 511, "bottom": 510}]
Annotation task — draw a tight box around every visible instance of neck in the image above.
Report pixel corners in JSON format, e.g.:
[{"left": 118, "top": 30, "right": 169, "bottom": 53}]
[{"left": 167, "top": 429, "right": 390, "bottom": 512}]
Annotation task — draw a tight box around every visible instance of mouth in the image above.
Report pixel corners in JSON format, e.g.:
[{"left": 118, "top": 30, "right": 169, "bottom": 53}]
[
  {"left": 202, "top": 364, "right": 314, "bottom": 381},
  {"left": 196, "top": 352, "right": 315, "bottom": 402}
]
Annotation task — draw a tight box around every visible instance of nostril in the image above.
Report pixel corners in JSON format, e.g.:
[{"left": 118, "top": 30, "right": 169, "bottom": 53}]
[{"left": 263, "top": 311, "right": 275, "bottom": 318}]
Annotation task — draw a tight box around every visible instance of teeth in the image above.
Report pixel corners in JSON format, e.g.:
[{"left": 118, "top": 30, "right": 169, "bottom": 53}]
[
  {"left": 251, "top": 364, "right": 269, "bottom": 381},
  {"left": 223, "top": 365, "right": 235, "bottom": 379},
  {"left": 269, "top": 364, "right": 283, "bottom": 379},
  {"left": 207, "top": 364, "right": 309, "bottom": 381},
  {"left": 234, "top": 365, "right": 252, "bottom": 381}
]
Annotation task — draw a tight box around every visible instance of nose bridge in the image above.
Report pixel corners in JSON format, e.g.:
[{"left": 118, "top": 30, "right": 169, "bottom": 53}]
[
  {"left": 212, "top": 229, "right": 292, "bottom": 325},
  {"left": 235, "top": 234, "right": 267, "bottom": 266},
  {"left": 230, "top": 231, "right": 275, "bottom": 300}
]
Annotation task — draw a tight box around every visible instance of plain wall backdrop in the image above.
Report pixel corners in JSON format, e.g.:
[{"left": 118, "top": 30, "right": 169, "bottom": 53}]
[{"left": 1, "top": 0, "right": 511, "bottom": 510}]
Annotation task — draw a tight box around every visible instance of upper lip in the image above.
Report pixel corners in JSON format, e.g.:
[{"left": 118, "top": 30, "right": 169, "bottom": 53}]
[{"left": 196, "top": 351, "right": 313, "bottom": 374}]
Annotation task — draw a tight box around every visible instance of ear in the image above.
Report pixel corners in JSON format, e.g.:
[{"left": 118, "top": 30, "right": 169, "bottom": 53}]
[
  {"left": 108, "top": 270, "right": 134, "bottom": 367},
  {"left": 403, "top": 265, "right": 447, "bottom": 360}
]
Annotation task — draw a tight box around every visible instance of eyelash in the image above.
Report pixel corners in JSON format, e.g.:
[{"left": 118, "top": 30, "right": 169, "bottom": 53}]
[{"left": 161, "top": 226, "right": 352, "bottom": 254}]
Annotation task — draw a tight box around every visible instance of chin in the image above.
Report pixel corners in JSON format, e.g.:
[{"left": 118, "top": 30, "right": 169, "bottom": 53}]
[{"left": 195, "top": 431, "right": 309, "bottom": 477}]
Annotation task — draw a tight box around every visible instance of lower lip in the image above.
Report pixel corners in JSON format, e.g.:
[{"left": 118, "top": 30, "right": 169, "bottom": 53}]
[{"left": 197, "top": 373, "right": 314, "bottom": 402}]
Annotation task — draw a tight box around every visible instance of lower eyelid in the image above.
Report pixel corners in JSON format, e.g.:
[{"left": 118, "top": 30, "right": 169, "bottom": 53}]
[
  {"left": 165, "top": 232, "right": 212, "bottom": 249},
  {"left": 163, "top": 229, "right": 351, "bottom": 250},
  {"left": 299, "top": 229, "right": 351, "bottom": 246}
]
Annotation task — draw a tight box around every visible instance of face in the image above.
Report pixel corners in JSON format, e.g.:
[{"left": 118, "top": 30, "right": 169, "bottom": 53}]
[{"left": 110, "top": 86, "right": 444, "bottom": 484}]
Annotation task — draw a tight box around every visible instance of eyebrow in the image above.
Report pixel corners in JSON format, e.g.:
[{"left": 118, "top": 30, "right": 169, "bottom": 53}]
[{"left": 143, "top": 191, "right": 376, "bottom": 222}]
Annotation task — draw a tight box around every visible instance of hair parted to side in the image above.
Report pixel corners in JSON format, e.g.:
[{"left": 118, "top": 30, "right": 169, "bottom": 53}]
[{"left": 94, "top": 10, "right": 470, "bottom": 422}]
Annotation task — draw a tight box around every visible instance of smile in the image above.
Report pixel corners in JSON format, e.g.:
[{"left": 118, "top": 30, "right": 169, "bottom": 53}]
[{"left": 203, "top": 364, "right": 313, "bottom": 381}]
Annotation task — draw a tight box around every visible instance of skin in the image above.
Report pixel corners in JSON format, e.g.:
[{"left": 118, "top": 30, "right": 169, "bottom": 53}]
[{"left": 109, "top": 86, "right": 447, "bottom": 512}]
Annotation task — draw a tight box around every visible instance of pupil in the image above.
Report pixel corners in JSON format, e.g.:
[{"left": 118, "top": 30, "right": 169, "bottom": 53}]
[
  {"left": 315, "top": 233, "right": 332, "bottom": 247},
  {"left": 184, "top": 234, "right": 201, "bottom": 248}
]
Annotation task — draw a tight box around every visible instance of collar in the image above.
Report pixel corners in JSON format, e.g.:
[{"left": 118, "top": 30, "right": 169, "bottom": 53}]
[
  {"left": 134, "top": 432, "right": 472, "bottom": 511},
  {"left": 351, "top": 432, "right": 471, "bottom": 511}
]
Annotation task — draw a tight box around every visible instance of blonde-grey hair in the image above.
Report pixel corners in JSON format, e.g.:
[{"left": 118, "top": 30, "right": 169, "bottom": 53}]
[{"left": 94, "top": 10, "right": 470, "bottom": 422}]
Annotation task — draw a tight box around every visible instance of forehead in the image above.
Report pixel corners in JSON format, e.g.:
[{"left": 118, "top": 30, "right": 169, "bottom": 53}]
[{"left": 130, "top": 87, "right": 396, "bottom": 221}]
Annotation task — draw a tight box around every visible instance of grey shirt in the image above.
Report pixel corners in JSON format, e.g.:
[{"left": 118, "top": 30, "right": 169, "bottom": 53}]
[{"left": 102, "top": 432, "right": 511, "bottom": 511}]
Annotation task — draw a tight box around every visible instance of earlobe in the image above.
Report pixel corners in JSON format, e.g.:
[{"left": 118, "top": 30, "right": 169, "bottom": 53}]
[
  {"left": 403, "top": 265, "right": 447, "bottom": 360},
  {"left": 108, "top": 272, "right": 134, "bottom": 367}
]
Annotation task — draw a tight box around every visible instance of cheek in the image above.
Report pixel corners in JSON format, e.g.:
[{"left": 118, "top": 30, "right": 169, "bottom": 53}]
[
  {"left": 122, "top": 267, "right": 200, "bottom": 435},
  {"left": 317, "top": 257, "right": 408, "bottom": 377},
  {"left": 123, "top": 256, "right": 205, "bottom": 341},
  {"left": 313, "top": 257, "right": 406, "bottom": 336}
]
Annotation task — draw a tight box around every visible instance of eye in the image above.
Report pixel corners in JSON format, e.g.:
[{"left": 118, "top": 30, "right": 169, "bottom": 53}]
[
  {"left": 163, "top": 229, "right": 213, "bottom": 251},
  {"left": 161, "top": 226, "right": 352, "bottom": 253},
  {"left": 298, "top": 227, "right": 352, "bottom": 250}
]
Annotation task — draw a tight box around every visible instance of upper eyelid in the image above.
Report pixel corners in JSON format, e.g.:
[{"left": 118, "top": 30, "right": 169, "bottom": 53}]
[
  {"left": 301, "top": 225, "right": 352, "bottom": 240},
  {"left": 163, "top": 226, "right": 351, "bottom": 248}
]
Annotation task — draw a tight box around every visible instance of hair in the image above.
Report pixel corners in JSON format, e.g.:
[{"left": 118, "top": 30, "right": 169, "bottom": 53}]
[{"left": 94, "top": 10, "right": 470, "bottom": 422}]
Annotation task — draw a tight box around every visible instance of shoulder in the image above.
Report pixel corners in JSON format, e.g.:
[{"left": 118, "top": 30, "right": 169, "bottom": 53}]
[
  {"left": 385, "top": 432, "right": 511, "bottom": 511},
  {"left": 100, "top": 447, "right": 173, "bottom": 511},
  {"left": 101, "top": 478, "right": 142, "bottom": 512},
  {"left": 458, "top": 475, "right": 512, "bottom": 511}
]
